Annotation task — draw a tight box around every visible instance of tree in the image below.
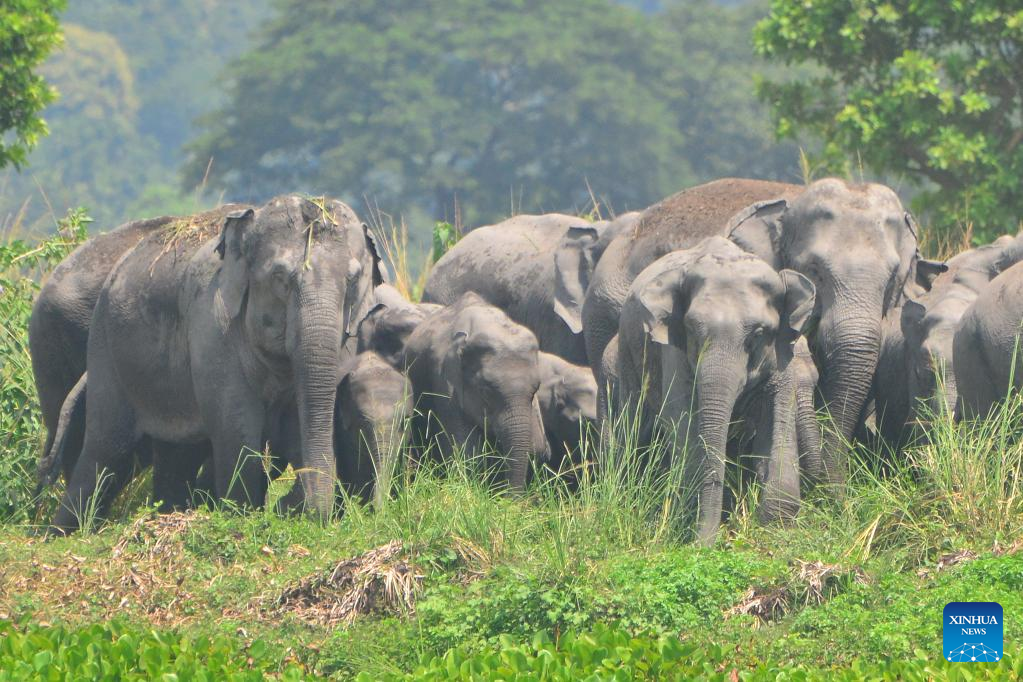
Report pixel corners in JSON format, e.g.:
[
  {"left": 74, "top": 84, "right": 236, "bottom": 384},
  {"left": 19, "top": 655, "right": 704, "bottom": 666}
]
[
  {"left": 0, "top": 0, "right": 64, "bottom": 169},
  {"left": 755, "top": 1, "right": 1023, "bottom": 239},
  {"left": 184, "top": 0, "right": 696, "bottom": 226}
]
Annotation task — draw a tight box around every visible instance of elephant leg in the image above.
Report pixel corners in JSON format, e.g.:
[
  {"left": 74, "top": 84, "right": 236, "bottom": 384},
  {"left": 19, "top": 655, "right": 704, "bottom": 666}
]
[
  {"left": 210, "top": 402, "right": 269, "bottom": 509},
  {"left": 152, "top": 440, "right": 212, "bottom": 511},
  {"left": 51, "top": 391, "right": 138, "bottom": 534}
]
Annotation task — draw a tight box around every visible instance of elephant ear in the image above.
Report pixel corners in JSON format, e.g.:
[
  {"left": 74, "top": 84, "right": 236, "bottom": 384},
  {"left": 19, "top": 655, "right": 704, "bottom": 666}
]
[
  {"left": 901, "top": 299, "right": 927, "bottom": 334},
  {"left": 362, "top": 223, "right": 388, "bottom": 286},
  {"left": 355, "top": 302, "right": 388, "bottom": 352},
  {"left": 214, "top": 208, "right": 255, "bottom": 332},
  {"left": 779, "top": 269, "right": 816, "bottom": 340},
  {"left": 637, "top": 273, "right": 686, "bottom": 346},
  {"left": 915, "top": 259, "right": 948, "bottom": 291},
  {"left": 553, "top": 225, "right": 601, "bottom": 334},
  {"left": 727, "top": 199, "right": 786, "bottom": 269},
  {"left": 442, "top": 330, "right": 470, "bottom": 405}
]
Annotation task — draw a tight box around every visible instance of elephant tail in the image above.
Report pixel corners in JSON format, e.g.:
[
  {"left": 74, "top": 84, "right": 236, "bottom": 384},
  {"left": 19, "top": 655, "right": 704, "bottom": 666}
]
[{"left": 34, "top": 373, "right": 87, "bottom": 504}]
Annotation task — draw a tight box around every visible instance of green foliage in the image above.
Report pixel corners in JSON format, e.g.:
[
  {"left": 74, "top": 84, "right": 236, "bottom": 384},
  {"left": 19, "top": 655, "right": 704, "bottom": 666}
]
[
  {"left": 0, "top": 0, "right": 64, "bottom": 169},
  {"left": 755, "top": 0, "right": 1023, "bottom": 240},
  {"left": 0, "top": 207, "right": 88, "bottom": 521},
  {"left": 186, "top": 0, "right": 797, "bottom": 227},
  {"left": 2, "top": 1, "right": 269, "bottom": 230},
  {"left": 430, "top": 221, "right": 459, "bottom": 265},
  {"left": 0, "top": 621, "right": 309, "bottom": 680},
  {"left": 382, "top": 623, "right": 1022, "bottom": 681}
]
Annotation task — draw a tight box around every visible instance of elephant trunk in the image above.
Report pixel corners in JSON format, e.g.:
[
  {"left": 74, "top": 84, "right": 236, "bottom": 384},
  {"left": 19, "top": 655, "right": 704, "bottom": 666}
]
[
  {"left": 691, "top": 357, "right": 745, "bottom": 546},
  {"left": 816, "top": 312, "right": 881, "bottom": 486},
  {"left": 493, "top": 395, "right": 548, "bottom": 492},
  {"left": 294, "top": 288, "right": 342, "bottom": 521}
]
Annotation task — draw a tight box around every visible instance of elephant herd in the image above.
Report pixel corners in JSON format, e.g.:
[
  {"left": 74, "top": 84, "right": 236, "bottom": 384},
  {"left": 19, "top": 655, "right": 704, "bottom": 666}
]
[{"left": 28, "top": 179, "right": 1023, "bottom": 543}]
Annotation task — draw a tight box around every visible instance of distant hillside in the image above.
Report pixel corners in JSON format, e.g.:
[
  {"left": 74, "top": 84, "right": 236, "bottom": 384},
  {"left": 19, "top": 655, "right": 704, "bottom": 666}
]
[{"left": 1, "top": 1, "right": 270, "bottom": 232}]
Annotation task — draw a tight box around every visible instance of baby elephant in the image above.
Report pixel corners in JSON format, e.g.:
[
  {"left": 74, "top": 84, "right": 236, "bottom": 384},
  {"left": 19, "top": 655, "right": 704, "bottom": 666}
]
[
  {"left": 402, "top": 292, "right": 550, "bottom": 490},
  {"left": 358, "top": 284, "right": 443, "bottom": 368},
  {"left": 616, "top": 236, "right": 816, "bottom": 544},
  {"left": 334, "top": 351, "right": 413, "bottom": 508},
  {"left": 536, "top": 352, "right": 598, "bottom": 475}
]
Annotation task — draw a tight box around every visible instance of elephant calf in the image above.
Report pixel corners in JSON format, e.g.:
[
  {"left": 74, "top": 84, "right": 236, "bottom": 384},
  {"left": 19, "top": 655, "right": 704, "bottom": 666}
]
[
  {"left": 402, "top": 292, "right": 550, "bottom": 490},
  {"left": 615, "top": 237, "right": 816, "bottom": 545},
  {"left": 334, "top": 351, "right": 413, "bottom": 508},
  {"left": 536, "top": 352, "right": 598, "bottom": 475},
  {"left": 358, "top": 283, "right": 442, "bottom": 368}
]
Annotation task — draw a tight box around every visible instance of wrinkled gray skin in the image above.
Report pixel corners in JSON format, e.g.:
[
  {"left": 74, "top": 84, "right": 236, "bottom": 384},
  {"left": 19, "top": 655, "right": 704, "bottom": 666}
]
[
  {"left": 51, "top": 196, "right": 383, "bottom": 532},
  {"left": 29, "top": 206, "right": 247, "bottom": 505},
  {"left": 334, "top": 352, "right": 413, "bottom": 509},
  {"left": 954, "top": 260, "right": 1023, "bottom": 418},
  {"left": 402, "top": 292, "right": 549, "bottom": 490},
  {"left": 583, "top": 179, "right": 803, "bottom": 422},
  {"left": 536, "top": 352, "right": 597, "bottom": 472},
  {"left": 728, "top": 179, "right": 939, "bottom": 486},
  {"left": 901, "top": 234, "right": 1023, "bottom": 421},
  {"left": 616, "top": 237, "right": 816, "bottom": 545},
  {"left": 357, "top": 284, "right": 442, "bottom": 368},
  {"left": 791, "top": 337, "right": 822, "bottom": 476},
  {"left": 423, "top": 212, "right": 639, "bottom": 365}
]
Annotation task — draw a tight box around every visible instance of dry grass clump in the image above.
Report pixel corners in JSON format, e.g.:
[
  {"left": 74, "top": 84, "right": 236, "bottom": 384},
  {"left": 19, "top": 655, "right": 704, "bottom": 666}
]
[
  {"left": 158, "top": 204, "right": 250, "bottom": 248},
  {"left": 274, "top": 540, "right": 423, "bottom": 626},
  {"left": 726, "top": 559, "right": 868, "bottom": 626}
]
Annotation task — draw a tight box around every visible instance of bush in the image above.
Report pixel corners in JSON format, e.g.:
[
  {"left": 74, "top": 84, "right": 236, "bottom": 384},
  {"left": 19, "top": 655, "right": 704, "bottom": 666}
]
[
  {"left": 0, "top": 620, "right": 309, "bottom": 680},
  {"left": 0, "top": 208, "right": 89, "bottom": 521}
]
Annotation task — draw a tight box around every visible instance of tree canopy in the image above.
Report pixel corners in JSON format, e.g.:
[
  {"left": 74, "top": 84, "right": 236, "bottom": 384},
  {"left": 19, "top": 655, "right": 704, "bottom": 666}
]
[
  {"left": 756, "top": 0, "right": 1023, "bottom": 239},
  {"left": 186, "top": 0, "right": 797, "bottom": 229},
  {"left": 0, "top": 0, "right": 64, "bottom": 170}
]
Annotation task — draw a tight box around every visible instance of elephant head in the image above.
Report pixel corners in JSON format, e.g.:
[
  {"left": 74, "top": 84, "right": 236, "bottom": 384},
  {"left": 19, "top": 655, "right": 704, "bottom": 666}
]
[
  {"left": 901, "top": 298, "right": 963, "bottom": 420},
  {"left": 537, "top": 352, "right": 598, "bottom": 458},
  {"left": 443, "top": 295, "right": 550, "bottom": 489},
  {"left": 553, "top": 212, "right": 640, "bottom": 334},
  {"left": 335, "top": 352, "right": 412, "bottom": 509},
  {"left": 622, "top": 237, "right": 815, "bottom": 543},
  {"left": 357, "top": 284, "right": 441, "bottom": 368},
  {"left": 728, "top": 178, "right": 943, "bottom": 486},
  {"left": 214, "top": 196, "right": 383, "bottom": 518}
]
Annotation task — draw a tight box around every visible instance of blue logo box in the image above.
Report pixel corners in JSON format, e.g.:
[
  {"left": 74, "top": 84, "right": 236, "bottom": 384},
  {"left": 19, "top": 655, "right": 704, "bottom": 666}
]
[{"left": 943, "top": 602, "right": 1003, "bottom": 662}]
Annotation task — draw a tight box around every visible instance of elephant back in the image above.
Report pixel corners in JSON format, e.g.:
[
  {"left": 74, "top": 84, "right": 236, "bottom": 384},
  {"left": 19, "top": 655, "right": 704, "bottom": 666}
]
[{"left": 627, "top": 178, "right": 802, "bottom": 276}]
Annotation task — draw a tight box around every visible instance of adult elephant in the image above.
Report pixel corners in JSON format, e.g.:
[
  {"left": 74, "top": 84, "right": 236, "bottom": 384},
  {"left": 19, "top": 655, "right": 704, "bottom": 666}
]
[
  {"left": 616, "top": 237, "right": 816, "bottom": 544},
  {"left": 728, "top": 179, "right": 942, "bottom": 485},
  {"left": 402, "top": 292, "right": 549, "bottom": 491},
  {"left": 422, "top": 212, "right": 639, "bottom": 365},
  {"left": 50, "top": 196, "right": 383, "bottom": 532},
  {"left": 953, "top": 261, "right": 1023, "bottom": 418},
  {"left": 901, "top": 234, "right": 1023, "bottom": 421},
  {"left": 29, "top": 206, "right": 248, "bottom": 483},
  {"left": 583, "top": 179, "right": 802, "bottom": 377}
]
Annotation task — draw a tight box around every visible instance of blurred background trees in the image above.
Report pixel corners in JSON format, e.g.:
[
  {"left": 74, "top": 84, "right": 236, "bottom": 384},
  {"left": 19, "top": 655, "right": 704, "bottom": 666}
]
[
  {"left": 756, "top": 0, "right": 1023, "bottom": 241},
  {"left": 0, "top": 0, "right": 64, "bottom": 169},
  {"left": 8, "top": 0, "right": 1018, "bottom": 248}
]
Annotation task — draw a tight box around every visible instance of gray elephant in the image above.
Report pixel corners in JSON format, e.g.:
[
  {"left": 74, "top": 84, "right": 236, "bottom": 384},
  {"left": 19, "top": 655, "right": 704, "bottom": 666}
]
[
  {"left": 402, "top": 292, "right": 549, "bottom": 490},
  {"left": 727, "top": 178, "right": 942, "bottom": 485},
  {"left": 423, "top": 212, "right": 639, "bottom": 365},
  {"left": 357, "top": 284, "right": 442, "bottom": 368},
  {"left": 333, "top": 351, "right": 413, "bottom": 508},
  {"left": 29, "top": 206, "right": 248, "bottom": 486},
  {"left": 50, "top": 196, "right": 383, "bottom": 532},
  {"left": 616, "top": 237, "right": 816, "bottom": 544},
  {"left": 953, "top": 260, "right": 1023, "bottom": 418},
  {"left": 536, "top": 352, "right": 597, "bottom": 474},
  {"left": 900, "top": 234, "right": 1023, "bottom": 421}
]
